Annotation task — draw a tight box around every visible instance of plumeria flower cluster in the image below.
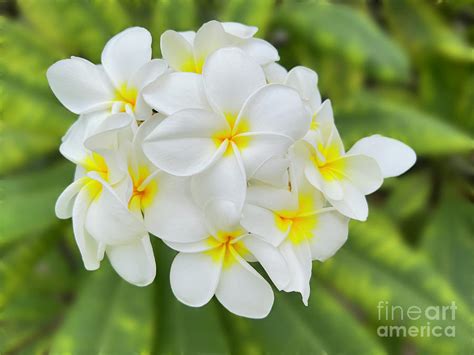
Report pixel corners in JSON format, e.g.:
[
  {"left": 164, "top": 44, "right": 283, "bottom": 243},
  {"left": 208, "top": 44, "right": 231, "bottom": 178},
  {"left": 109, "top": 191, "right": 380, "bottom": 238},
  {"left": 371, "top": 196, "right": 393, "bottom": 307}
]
[{"left": 48, "top": 21, "right": 416, "bottom": 319}]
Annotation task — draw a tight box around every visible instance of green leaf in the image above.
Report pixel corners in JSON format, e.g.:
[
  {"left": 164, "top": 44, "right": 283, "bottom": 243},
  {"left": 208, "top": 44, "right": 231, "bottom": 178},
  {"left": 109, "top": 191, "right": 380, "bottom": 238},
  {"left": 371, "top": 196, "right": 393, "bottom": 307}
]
[
  {"left": 421, "top": 190, "right": 474, "bottom": 311},
  {"left": 317, "top": 212, "right": 473, "bottom": 354},
  {"left": 218, "top": 0, "right": 275, "bottom": 36},
  {"left": 50, "top": 264, "right": 154, "bottom": 354},
  {"left": 223, "top": 284, "right": 386, "bottom": 354},
  {"left": 0, "top": 162, "right": 73, "bottom": 246},
  {"left": 275, "top": 2, "right": 410, "bottom": 82},
  {"left": 153, "top": 243, "right": 231, "bottom": 354},
  {"left": 150, "top": 0, "right": 197, "bottom": 56},
  {"left": 336, "top": 93, "right": 474, "bottom": 155},
  {"left": 384, "top": 0, "right": 472, "bottom": 62}
]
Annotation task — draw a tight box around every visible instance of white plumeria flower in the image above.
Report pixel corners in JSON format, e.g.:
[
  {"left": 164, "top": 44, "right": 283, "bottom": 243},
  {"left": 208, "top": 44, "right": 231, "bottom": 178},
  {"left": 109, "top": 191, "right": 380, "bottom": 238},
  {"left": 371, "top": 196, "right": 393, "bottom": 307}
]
[
  {"left": 143, "top": 47, "right": 309, "bottom": 209},
  {"left": 167, "top": 200, "right": 290, "bottom": 319},
  {"left": 161, "top": 20, "right": 279, "bottom": 74},
  {"left": 241, "top": 161, "right": 349, "bottom": 305},
  {"left": 47, "top": 27, "right": 167, "bottom": 122},
  {"left": 295, "top": 116, "right": 416, "bottom": 221},
  {"left": 55, "top": 114, "right": 156, "bottom": 286}
]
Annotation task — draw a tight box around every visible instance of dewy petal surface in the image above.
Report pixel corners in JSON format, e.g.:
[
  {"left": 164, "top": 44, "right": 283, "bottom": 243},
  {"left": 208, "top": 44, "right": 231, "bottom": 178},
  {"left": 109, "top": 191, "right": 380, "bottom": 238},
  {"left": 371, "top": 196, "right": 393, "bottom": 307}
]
[
  {"left": 47, "top": 57, "right": 114, "bottom": 114},
  {"left": 203, "top": 47, "right": 265, "bottom": 115},
  {"left": 170, "top": 250, "right": 223, "bottom": 307},
  {"left": 143, "top": 109, "right": 229, "bottom": 176},
  {"left": 101, "top": 27, "right": 152, "bottom": 87}
]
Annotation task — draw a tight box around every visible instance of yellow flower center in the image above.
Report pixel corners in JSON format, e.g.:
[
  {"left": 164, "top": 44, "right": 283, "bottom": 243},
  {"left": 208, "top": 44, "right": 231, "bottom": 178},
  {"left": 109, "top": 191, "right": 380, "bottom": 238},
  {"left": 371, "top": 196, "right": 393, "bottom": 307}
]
[
  {"left": 128, "top": 166, "right": 158, "bottom": 213},
  {"left": 311, "top": 142, "right": 346, "bottom": 181},
  {"left": 213, "top": 113, "right": 252, "bottom": 156},
  {"left": 115, "top": 83, "right": 138, "bottom": 111},
  {"left": 206, "top": 228, "right": 249, "bottom": 268},
  {"left": 81, "top": 152, "right": 109, "bottom": 200}
]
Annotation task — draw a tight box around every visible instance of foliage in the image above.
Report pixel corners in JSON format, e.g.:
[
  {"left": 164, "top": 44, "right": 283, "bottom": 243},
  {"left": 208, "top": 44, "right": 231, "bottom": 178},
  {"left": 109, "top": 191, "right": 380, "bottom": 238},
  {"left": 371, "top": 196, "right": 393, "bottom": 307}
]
[{"left": 1, "top": 0, "right": 472, "bottom": 354}]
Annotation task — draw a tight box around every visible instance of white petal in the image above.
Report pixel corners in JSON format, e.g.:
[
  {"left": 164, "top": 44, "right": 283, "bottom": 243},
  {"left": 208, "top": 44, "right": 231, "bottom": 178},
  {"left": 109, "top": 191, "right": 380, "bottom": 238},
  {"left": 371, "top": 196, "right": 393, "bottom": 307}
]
[
  {"left": 348, "top": 135, "right": 417, "bottom": 178},
  {"left": 203, "top": 47, "right": 265, "bottom": 115},
  {"left": 237, "top": 132, "right": 293, "bottom": 177},
  {"left": 221, "top": 22, "right": 258, "bottom": 39},
  {"left": 314, "top": 99, "right": 334, "bottom": 126},
  {"left": 304, "top": 159, "right": 344, "bottom": 201},
  {"left": 164, "top": 238, "right": 214, "bottom": 253},
  {"left": 246, "top": 183, "right": 298, "bottom": 212},
  {"left": 191, "top": 144, "right": 247, "bottom": 211},
  {"left": 143, "top": 109, "right": 228, "bottom": 176},
  {"left": 144, "top": 173, "right": 209, "bottom": 243},
  {"left": 250, "top": 156, "right": 290, "bottom": 188},
  {"left": 179, "top": 31, "right": 196, "bottom": 44},
  {"left": 308, "top": 210, "right": 349, "bottom": 261},
  {"left": 107, "top": 234, "right": 156, "bottom": 286},
  {"left": 56, "top": 177, "right": 87, "bottom": 219},
  {"left": 47, "top": 58, "right": 114, "bottom": 114},
  {"left": 242, "top": 236, "right": 290, "bottom": 290},
  {"left": 129, "top": 58, "right": 168, "bottom": 90},
  {"left": 238, "top": 84, "right": 310, "bottom": 140},
  {"left": 72, "top": 185, "right": 102, "bottom": 270},
  {"left": 194, "top": 21, "right": 232, "bottom": 64},
  {"left": 143, "top": 73, "right": 210, "bottom": 115},
  {"left": 170, "top": 251, "right": 223, "bottom": 307},
  {"left": 161, "top": 30, "right": 195, "bottom": 72},
  {"left": 328, "top": 182, "right": 369, "bottom": 221},
  {"left": 241, "top": 204, "right": 288, "bottom": 247},
  {"left": 101, "top": 27, "right": 152, "bottom": 87},
  {"left": 85, "top": 173, "right": 147, "bottom": 245},
  {"left": 285, "top": 66, "right": 321, "bottom": 111},
  {"left": 263, "top": 62, "right": 288, "bottom": 84},
  {"left": 204, "top": 199, "right": 242, "bottom": 233},
  {"left": 280, "top": 239, "right": 312, "bottom": 305},
  {"left": 216, "top": 251, "right": 273, "bottom": 318},
  {"left": 59, "top": 111, "right": 110, "bottom": 164},
  {"left": 238, "top": 38, "right": 279, "bottom": 65},
  {"left": 340, "top": 155, "right": 383, "bottom": 195}
]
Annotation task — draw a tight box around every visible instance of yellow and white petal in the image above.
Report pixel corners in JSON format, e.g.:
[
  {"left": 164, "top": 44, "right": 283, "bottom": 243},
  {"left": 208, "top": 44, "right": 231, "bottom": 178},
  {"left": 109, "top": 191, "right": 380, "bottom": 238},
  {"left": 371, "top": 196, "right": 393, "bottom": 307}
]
[
  {"left": 144, "top": 174, "right": 209, "bottom": 243},
  {"left": 241, "top": 204, "right": 289, "bottom": 247},
  {"left": 251, "top": 156, "right": 290, "bottom": 188},
  {"left": 216, "top": 250, "right": 274, "bottom": 318},
  {"left": 280, "top": 239, "right": 312, "bottom": 305},
  {"left": 72, "top": 185, "right": 103, "bottom": 270},
  {"left": 304, "top": 161, "right": 344, "bottom": 201},
  {"left": 101, "top": 27, "right": 152, "bottom": 87},
  {"left": 242, "top": 236, "right": 290, "bottom": 290},
  {"left": 107, "top": 234, "right": 156, "bottom": 286},
  {"left": 308, "top": 210, "right": 349, "bottom": 261},
  {"left": 143, "top": 109, "right": 228, "bottom": 176},
  {"left": 191, "top": 143, "right": 247, "bottom": 210},
  {"left": 238, "top": 84, "right": 310, "bottom": 140},
  {"left": 221, "top": 22, "right": 258, "bottom": 39},
  {"left": 203, "top": 47, "right": 266, "bottom": 115},
  {"left": 194, "top": 21, "right": 232, "bottom": 67},
  {"left": 170, "top": 250, "right": 223, "bottom": 307},
  {"left": 263, "top": 62, "right": 288, "bottom": 84},
  {"left": 341, "top": 154, "right": 383, "bottom": 195},
  {"left": 129, "top": 58, "right": 168, "bottom": 91},
  {"left": 160, "top": 30, "right": 195, "bottom": 72},
  {"left": 238, "top": 38, "right": 279, "bottom": 65},
  {"left": 56, "top": 177, "right": 88, "bottom": 219},
  {"left": 47, "top": 57, "right": 114, "bottom": 114},
  {"left": 348, "top": 135, "right": 417, "bottom": 178},
  {"left": 143, "top": 73, "right": 210, "bottom": 115},
  {"left": 328, "top": 182, "right": 369, "bottom": 221},
  {"left": 237, "top": 132, "right": 293, "bottom": 177},
  {"left": 85, "top": 173, "right": 147, "bottom": 245}
]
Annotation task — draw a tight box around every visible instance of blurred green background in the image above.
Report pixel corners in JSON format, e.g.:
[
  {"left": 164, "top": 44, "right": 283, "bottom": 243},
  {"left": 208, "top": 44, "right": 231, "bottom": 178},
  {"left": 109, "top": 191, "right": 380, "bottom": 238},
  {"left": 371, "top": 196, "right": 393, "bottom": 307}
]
[{"left": 1, "top": 0, "right": 473, "bottom": 354}]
